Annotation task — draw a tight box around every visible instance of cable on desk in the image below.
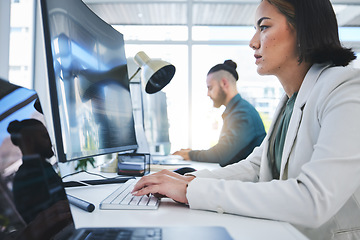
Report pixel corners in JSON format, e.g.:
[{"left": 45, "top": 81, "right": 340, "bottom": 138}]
[
  {"left": 61, "top": 170, "right": 135, "bottom": 188},
  {"left": 62, "top": 170, "right": 130, "bottom": 180},
  {"left": 61, "top": 170, "right": 106, "bottom": 180}
]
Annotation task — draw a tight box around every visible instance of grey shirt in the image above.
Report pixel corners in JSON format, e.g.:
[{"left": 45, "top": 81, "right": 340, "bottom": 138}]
[{"left": 189, "top": 94, "right": 266, "bottom": 167}]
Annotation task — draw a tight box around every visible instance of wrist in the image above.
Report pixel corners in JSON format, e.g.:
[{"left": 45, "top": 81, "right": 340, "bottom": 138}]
[{"left": 184, "top": 175, "right": 196, "bottom": 204}]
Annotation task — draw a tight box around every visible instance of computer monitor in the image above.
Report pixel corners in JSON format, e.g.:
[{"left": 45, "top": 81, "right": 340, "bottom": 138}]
[
  {"left": 143, "top": 91, "right": 171, "bottom": 155},
  {"left": 39, "top": 0, "right": 138, "bottom": 163}
]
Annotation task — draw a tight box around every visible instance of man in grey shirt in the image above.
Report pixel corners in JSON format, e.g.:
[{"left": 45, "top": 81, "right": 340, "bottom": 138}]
[{"left": 173, "top": 60, "right": 266, "bottom": 167}]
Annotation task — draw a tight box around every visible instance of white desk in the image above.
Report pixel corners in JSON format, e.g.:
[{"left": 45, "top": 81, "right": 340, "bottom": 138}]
[{"left": 64, "top": 162, "right": 309, "bottom": 240}]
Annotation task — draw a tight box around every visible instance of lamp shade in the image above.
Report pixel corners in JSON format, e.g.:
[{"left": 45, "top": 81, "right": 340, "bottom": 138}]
[{"left": 134, "top": 51, "right": 176, "bottom": 94}]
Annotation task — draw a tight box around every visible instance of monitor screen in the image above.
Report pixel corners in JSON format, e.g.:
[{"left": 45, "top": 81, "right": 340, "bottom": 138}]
[
  {"left": 143, "top": 91, "right": 171, "bottom": 155},
  {"left": 40, "top": 0, "right": 138, "bottom": 162}
]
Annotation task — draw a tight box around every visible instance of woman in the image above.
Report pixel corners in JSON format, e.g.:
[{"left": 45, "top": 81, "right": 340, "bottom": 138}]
[{"left": 132, "top": 0, "right": 360, "bottom": 239}]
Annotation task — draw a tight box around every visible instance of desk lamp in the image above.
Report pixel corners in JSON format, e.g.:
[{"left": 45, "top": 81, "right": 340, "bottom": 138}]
[
  {"left": 100, "top": 51, "right": 176, "bottom": 172},
  {"left": 130, "top": 51, "right": 176, "bottom": 94}
]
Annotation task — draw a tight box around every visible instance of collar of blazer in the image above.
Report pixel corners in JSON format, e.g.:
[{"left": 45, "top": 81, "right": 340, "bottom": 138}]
[{"left": 270, "top": 63, "right": 332, "bottom": 179}]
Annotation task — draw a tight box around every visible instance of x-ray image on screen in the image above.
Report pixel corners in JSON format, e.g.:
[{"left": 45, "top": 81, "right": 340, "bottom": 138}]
[{"left": 41, "top": 0, "right": 138, "bottom": 162}]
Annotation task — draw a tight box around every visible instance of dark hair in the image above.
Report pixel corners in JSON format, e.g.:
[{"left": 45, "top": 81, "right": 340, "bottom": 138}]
[
  {"left": 265, "top": 0, "right": 356, "bottom": 66},
  {"left": 208, "top": 60, "right": 239, "bottom": 81},
  {"left": 7, "top": 119, "right": 43, "bottom": 146}
]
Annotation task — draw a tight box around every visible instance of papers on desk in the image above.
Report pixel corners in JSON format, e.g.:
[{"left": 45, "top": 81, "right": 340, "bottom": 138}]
[{"left": 118, "top": 162, "right": 145, "bottom": 176}]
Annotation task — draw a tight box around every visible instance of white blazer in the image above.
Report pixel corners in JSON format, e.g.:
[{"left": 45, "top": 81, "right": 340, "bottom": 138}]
[{"left": 187, "top": 63, "right": 360, "bottom": 240}]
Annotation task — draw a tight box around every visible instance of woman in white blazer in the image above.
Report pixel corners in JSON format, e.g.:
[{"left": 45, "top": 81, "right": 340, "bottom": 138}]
[{"left": 132, "top": 0, "right": 360, "bottom": 239}]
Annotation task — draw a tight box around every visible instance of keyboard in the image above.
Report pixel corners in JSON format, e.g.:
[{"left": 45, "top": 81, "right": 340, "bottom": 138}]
[{"left": 100, "top": 179, "right": 159, "bottom": 210}]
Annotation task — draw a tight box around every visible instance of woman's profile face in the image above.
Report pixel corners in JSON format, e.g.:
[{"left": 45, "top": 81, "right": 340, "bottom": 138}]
[{"left": 249, "top": 0, "right": 298, "bottom": 77}]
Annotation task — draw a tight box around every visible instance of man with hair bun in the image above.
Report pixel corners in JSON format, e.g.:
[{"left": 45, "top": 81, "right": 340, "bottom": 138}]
[{"left": 173, "top": 60, "right": 266, "bottom": 167}]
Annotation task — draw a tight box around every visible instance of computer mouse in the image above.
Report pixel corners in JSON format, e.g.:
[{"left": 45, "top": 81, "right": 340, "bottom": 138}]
[{"left": 173, "top": 167, "right": 196, "bottom": 175}]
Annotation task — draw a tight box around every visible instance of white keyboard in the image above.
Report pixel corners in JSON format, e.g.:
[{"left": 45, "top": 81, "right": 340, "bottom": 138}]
[{"left": 100, "top": 179, "right": 159, "bottom": 210}]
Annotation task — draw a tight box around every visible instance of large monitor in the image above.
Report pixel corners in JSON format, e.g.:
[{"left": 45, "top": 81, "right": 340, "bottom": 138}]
[
  {"left": 40, "top": 0, "right": 138, "bottom": 162},
  {"left": 143, "top": 91, "right": 171, "bottom": 155}
]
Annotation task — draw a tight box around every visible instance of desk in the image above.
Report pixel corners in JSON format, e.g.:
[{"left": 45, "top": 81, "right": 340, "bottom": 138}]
[{"left": 65, "top": 162, "right": 309, "bottom": 240}]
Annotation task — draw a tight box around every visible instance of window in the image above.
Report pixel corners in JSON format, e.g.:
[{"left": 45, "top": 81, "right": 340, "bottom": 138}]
[
  {"left": 9, "top": 0, "right": 35, "bottom": 89},
  {"left": 118, "top": 25, "right": 282, "bottom": 150}
]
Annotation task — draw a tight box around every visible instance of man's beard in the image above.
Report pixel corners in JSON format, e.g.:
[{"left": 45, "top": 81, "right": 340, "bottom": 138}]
[{"left": 212, "top": 87, "right": 226, "bottom": 108}]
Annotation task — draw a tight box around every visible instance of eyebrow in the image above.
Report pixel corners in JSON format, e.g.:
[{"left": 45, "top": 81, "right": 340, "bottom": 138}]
[{"left": 257, "top": 17, "right": 270, "bottom": 27}]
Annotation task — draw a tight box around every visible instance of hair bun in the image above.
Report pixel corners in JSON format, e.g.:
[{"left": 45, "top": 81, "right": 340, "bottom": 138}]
[
  {"left": 208, "top": 59, "right": 239, "bottom": 81},
  {"left": 223, "top": 60, "right": 237, "bottom": 70}
]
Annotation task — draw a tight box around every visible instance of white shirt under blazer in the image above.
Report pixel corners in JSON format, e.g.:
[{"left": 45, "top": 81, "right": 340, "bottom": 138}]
[{"left": 187, "top": 63, "right": 360, "bottom": 240}]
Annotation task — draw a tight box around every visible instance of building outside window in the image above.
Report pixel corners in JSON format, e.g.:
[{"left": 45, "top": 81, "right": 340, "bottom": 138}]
[{"left": 9, "top": 0, "right": 35, "bottom": 89}]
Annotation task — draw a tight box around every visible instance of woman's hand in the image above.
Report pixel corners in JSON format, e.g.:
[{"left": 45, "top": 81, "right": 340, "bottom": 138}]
[{"left": 131, "top": 169, "right": 195, "bottom": 204}]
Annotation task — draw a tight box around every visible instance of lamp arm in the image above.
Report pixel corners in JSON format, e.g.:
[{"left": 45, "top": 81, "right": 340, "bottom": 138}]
[{"left": 128, "top": 67, "right": 141, "bottom": 81}]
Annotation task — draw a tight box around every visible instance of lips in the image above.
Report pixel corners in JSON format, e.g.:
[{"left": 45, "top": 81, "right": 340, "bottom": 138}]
[{"left": 254, "top": 54, "right": 262, "bottom": 64}]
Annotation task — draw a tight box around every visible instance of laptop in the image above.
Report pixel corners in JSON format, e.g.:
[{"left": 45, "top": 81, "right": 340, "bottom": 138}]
[{"left": 0, "top": 79, "right": 233, "bottom": 240}]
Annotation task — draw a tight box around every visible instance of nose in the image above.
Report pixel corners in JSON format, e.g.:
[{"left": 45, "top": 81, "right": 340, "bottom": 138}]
[{"left": 249, "top": 32, "right": 259, "bottom": 50}]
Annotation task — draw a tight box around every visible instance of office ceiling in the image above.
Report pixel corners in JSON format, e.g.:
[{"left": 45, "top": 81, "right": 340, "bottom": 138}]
[{"left": 83, "top": 0, "right": 360, "bottom": 27}]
